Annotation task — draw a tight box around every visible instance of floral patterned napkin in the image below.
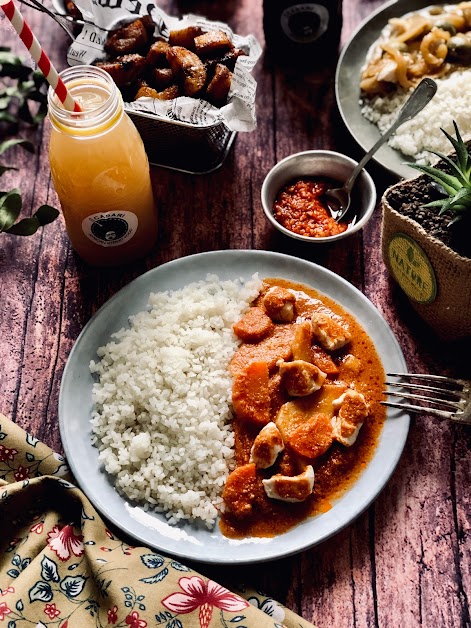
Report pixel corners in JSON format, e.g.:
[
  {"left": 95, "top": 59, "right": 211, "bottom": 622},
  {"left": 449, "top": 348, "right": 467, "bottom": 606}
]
[{"left": 0, "top": 414, "right": 315, "bottom": 628}]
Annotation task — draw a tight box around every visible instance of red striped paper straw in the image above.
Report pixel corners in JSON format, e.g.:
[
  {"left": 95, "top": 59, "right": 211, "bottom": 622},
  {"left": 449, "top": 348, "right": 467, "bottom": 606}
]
[{"left": 0, "top": 0, "right": 81, "bottom": 112}]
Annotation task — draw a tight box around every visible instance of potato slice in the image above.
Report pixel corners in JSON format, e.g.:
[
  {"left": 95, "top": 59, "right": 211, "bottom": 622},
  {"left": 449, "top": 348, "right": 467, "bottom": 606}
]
[
  {"left": 166, "top": 46, "right": 207, "bottom": 96},
  {"left": 275, "top": 383, "right": 348, "bottom": 441},
  {"left": 291, "top": 321, "right": 313, "bottom": 362}
]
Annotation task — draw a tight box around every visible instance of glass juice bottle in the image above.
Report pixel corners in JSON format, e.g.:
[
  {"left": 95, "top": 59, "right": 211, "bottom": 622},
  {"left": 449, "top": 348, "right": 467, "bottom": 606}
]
[{"left": 48, "top": 65, "right": 157, "bottom": 267}]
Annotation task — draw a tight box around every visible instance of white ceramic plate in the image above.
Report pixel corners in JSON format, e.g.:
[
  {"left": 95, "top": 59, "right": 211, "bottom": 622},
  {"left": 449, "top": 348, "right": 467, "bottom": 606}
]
[
  {"left": 59, "top": 250, "right": 409, "bottom": 564},
  {"left": 336, "top": 0, "right": 448, "bottom": 179}
]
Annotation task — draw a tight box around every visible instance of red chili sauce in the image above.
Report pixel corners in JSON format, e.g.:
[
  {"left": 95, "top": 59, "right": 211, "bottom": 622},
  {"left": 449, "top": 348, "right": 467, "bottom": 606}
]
[{"left": 273, "top": 177, "right": 348, "bottom": 238}]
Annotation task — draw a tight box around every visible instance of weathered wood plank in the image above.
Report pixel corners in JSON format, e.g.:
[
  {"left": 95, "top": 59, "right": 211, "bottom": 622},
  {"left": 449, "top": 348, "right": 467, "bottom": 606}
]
[{"left": 1, "top": 0, "right": 470, "bottom": 626}]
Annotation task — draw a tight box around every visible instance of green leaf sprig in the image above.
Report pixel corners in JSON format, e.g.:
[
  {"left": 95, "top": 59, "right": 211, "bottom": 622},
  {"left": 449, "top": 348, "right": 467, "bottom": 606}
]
[
  {"left": 409, "top": 120, "right": 471, "bottom": 226},
  {"left": 0, "top": 47, "right": 59, "bottom": 236}
]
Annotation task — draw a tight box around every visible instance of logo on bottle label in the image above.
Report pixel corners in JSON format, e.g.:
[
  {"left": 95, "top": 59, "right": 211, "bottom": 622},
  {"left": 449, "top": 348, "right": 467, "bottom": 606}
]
[
  {"left": 280, "top": 3, "right": 329, "bottom": 44},
  {"left": 82, "top": 211, "right": 138, "bottom": 247},
  {"left": 388, "top": 233, "right": 437, "bottom": 304}
]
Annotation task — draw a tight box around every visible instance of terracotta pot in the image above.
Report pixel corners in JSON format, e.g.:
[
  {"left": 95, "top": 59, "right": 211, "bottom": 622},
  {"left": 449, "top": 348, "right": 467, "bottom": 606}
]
[{"left": 381, "top": 176, "right": 471, "bottom": 342}]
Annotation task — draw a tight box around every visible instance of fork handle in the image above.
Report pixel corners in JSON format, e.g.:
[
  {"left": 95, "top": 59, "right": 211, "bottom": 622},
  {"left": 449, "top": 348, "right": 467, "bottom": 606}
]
[{"left": 343, "top": 78, "right": 437, "bottom": 193}]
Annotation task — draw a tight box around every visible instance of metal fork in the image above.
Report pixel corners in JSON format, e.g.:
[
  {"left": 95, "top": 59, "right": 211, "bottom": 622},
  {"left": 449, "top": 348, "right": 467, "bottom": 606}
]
[{"left": 382, "top": 373, "right": 471, "bottom": 425}]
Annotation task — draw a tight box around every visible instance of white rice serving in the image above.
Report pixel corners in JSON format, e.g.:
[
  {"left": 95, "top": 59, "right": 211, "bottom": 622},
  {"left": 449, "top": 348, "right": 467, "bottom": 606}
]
[
  {"left": 89, "top": 273, "right": 262, "bottom": 528},
  {"left": 361, "top": 70, "right": 471, "bottom": 164}
]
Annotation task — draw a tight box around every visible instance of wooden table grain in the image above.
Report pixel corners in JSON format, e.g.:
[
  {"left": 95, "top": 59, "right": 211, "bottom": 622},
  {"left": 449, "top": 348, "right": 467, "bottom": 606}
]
[{"left": 1, "top": 1, "right": 470, "bottom": 626}]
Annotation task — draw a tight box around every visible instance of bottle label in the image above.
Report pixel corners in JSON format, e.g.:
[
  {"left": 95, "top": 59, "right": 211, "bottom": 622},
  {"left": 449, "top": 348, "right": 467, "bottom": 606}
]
[
  {"left": 387, "top": 233, "right": 437, "bottom": 304},
  {"left": 82, "top": 211, "right": 138, "bottom": 247},
  {"left": 280, "top": 3, "right": 329, "bottom": 44}
]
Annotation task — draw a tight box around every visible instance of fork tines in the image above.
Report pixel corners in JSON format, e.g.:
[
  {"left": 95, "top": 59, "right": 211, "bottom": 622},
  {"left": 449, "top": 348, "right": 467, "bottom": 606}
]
[{"left": 382, "top": 372, "right": 471, "bottom": 424}]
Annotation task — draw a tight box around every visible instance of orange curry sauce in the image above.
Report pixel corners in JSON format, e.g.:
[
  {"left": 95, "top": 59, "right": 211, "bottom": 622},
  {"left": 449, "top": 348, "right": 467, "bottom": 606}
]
[
  {"left": 273, "top": 178, "right": 348, "bottom": 238},
  {"left": 219, "top": 278, "right": 386, "bottom": 539}
]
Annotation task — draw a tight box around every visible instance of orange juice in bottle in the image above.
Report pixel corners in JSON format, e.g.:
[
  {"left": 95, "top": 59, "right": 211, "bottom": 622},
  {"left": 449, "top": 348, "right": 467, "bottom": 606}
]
[{"left": 48, "top": 65, "right": 157, "bottom": 266}]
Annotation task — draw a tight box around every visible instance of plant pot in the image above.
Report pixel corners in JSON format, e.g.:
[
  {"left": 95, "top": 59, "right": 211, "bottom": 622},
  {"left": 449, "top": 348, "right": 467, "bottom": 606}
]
[{"left": 381, "top": 174, "right": 471, "bottom": 342}]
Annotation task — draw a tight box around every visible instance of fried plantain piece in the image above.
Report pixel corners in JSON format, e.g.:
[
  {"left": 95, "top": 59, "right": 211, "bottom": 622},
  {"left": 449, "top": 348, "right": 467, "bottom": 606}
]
[
  {"left": 135, "top": 83, "right": 180, "bottom": 100},
  {"left": 140, "top": 15, "right": 156, "bottom": 36},
  {"left": 194, "top": 29, "right": 233, "bottom": 58},
  {"left": 154, "top": 84, "right": 180, "bottom": 100},
  {"left": 135, "top": 83, "right": 159, "bottom": 99},
  {"left": 166, "top": 46, "right": 207, "bottom": 96},
  {"left": 206, "top": 63, "right": 232, "bottom": 105},
  {"left": 168, "top": 25, "right": 204, "bottom": 50},
  {"left": 205, "top": 48, "right": 246, "bottom": 73},
  {"left": 152, "top": 67, "right": 174, "bottom": 89},
  {"left": 146, "top": 40, "right": 171, "bottom": 67},
  {"left": 95, "top": 54, "right": 146, "bottom": 87},
  {"left": 104, "top": 18, "right": 150, "bottom": 56}
]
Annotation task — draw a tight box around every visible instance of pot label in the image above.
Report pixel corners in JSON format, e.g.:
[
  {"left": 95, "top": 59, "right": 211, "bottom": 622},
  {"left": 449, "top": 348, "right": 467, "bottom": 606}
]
[{"left": 387, "top": 233, "right": 437, "bottom": 304}]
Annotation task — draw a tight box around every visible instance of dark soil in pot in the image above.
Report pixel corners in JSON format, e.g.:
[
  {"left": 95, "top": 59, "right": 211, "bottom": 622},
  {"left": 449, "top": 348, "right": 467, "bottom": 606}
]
[{"left": 386, "top": 174, "right": 471, "bottom": 259}]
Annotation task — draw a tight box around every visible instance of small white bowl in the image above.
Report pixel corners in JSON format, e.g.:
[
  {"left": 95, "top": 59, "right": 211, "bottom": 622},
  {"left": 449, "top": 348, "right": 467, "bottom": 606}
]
[{"left": 261, "top": 150, "right": 377, "bottom": 243}]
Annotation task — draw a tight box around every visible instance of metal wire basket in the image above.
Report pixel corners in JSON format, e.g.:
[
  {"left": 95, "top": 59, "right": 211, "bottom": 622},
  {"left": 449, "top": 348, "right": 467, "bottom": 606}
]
[{"left": 127, "top": 110, "right": 236, "bottom": 174}]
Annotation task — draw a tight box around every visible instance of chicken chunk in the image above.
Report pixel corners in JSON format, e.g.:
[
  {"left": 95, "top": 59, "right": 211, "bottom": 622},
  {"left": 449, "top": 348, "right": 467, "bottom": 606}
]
[
  {"left": 233, "top": 307, "right": 274, "bottom": 343},
  {"left": 331, "top": 389, "right": 368, "bottom": 446},
  {"left": 263, "top": 286, "right": 296, "bottom": 322},
  {"left": 278, "top": 359, "right": 326, "bottom": 396},
  {"left": 222, "top": 463, "right": 258, "bottom": 518},
  {"left": 250, "top": 422, "right": 284, "bottom": 469},
  {"left": 311, "top": 311, "right": 351, "bottom": 351},
  {"left": 262, "top": 465, "right": 314, "bottom": 502},
  {"left": 166, "top": 46, "right": 207, "bottom": 96},
  {"left": 288, "top": 413, "right": 334, "bottom": 459},
  {"left": 232, "top": 361, "right": 271, "bottom": 427}
]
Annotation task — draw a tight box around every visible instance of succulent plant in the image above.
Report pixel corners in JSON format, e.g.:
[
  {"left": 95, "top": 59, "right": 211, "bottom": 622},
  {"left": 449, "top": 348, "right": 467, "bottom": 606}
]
[{"left": 409, "top": 120, "right": 471, "bottom": 225}]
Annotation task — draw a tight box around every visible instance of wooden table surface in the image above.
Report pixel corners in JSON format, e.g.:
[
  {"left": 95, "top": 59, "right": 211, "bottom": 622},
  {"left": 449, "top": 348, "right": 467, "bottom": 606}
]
[{"left": 1, "top": 0, "right": 470, "bottom": 626}]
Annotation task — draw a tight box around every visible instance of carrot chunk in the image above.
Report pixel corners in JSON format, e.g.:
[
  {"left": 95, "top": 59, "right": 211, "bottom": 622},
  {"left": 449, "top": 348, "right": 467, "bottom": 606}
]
[
  {"left": 233, "top": 307, "right": 274, "bottom": 343},
  {"left": 232, "top": 361, "right": 270, "bottom": 427},
  {"left": 288, "top": 413, "right": 334, "bottom": 459},
  {"left": 222, "top": 463, "right": 258, "bottom": 518},
  {"left": 311, "top": 345, "right": 339, "bottom": 375}
]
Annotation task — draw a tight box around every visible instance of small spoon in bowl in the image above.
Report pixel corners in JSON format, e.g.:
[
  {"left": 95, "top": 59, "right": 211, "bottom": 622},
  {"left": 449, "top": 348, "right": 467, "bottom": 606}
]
[{"left": 325, "top": 77, "right": 438, "bottom": 222}]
